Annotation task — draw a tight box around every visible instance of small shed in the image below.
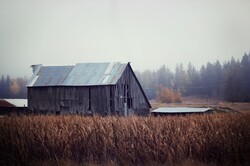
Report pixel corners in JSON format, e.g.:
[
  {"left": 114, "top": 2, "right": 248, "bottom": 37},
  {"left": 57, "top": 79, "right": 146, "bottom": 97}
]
[
  {"left": 27, "top": 62, "right": 151, "bottom": 116},
  {"left": 0, "top": 99, "right": 27, "bottom": 115},
  {"left": 151, "top": 107, "right": 213, "bottom": 116}
]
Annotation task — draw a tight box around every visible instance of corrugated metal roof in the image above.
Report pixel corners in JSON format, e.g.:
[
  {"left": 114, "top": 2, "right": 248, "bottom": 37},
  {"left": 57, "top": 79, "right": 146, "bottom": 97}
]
[
  {"left": 151, "top": 107, "right": 212, "bottom": 113},
  {"left": 27, "top": 62, "right": 127, "bottom": 87}
]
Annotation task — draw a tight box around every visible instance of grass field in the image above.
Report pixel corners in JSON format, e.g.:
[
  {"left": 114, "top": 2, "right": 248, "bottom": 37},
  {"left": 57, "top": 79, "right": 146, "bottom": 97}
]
[{"left": 0, "top": 113, "right": 249, "bottom": 165}]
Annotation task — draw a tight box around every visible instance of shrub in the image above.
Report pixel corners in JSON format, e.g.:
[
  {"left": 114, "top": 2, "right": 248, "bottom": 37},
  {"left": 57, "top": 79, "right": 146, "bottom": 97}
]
[{"left": 156, "top": 84, "right": 182, "bottom": 103}]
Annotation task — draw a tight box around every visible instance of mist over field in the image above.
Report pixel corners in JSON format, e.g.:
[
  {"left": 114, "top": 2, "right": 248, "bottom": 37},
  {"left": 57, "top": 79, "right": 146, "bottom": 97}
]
[
  {"left": 0, "top": 0, "right": 250, "bottom": 77},
  {"left": 1, "top": 53, "right": 250, "bottom": 102}
]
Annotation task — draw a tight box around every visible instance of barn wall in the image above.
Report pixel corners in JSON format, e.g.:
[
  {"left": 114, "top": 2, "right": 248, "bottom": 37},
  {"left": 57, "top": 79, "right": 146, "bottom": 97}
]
[
  {"left": 28, "top": 86, "right": 111, "bottom": 115},
  {"left": 115, "top": 65, "right": 150, "bottom": 116},
  {"left": 89, "top": 86, "right": 112, "bottom": 115}
]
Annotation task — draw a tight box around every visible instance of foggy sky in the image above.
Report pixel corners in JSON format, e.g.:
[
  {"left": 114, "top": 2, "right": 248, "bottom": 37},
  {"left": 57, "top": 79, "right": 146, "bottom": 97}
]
[{"left": 0, "top": 0, "right": 250, "bottom": 77}]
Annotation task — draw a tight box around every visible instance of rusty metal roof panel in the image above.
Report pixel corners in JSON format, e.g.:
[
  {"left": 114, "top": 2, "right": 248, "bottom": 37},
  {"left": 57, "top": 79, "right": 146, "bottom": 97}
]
[{"left": 27, "top": 62, "right": 127, "bottom": 87}]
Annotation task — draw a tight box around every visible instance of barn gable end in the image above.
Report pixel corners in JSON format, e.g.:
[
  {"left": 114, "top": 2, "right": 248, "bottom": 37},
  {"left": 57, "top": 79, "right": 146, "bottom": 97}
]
[{"left": 27, "top": 62, "right": 151, "bottom": 116}]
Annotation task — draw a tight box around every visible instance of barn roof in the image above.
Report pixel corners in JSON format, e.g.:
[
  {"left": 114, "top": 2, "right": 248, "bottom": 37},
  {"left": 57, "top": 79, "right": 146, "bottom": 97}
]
[
  {"left": 151, "top": 107, "right": 212, "bottom": 114},
  {"left": 27, "top": 62, "right": 128, "bottom": 87}
]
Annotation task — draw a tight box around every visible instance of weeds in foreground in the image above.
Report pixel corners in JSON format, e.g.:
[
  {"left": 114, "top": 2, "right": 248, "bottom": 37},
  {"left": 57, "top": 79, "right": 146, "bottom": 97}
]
[{"left": 0, "top": 113, "right": 249, "bottom": 165}]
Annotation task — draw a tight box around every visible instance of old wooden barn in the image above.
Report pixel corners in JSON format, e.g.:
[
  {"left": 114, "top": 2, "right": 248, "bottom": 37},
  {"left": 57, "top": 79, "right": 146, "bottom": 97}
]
[{"left": 27, "top": 62, "right": 151, "bottom": 116}]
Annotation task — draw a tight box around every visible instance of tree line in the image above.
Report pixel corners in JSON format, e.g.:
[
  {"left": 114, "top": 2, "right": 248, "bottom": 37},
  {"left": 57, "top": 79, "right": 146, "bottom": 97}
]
[
  {"left": 0, "top": 53, "right": 249, "bottom": 102},
  {"left": 0, "top": 75, "right": 28, "bottom": 98},
  {"left": 136, "top": 53, "right": 250, "bottom": 102}
]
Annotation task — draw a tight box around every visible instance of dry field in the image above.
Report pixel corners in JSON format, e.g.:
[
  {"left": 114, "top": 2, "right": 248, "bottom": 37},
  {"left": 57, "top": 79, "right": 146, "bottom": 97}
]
[
  {"left": 151, "top": 96, "right": 250, "bottom": 113},
  {"left": 0, "top": 113, "right": 250, "bottom": 166}
]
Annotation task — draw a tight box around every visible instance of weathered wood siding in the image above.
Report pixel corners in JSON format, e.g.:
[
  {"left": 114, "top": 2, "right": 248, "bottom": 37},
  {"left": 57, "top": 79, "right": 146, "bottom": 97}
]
[
  {"left": 115, "top": 65, "right": 151, "bottom": 116},
  {"left": 28, "top": 86, "right": 111, "bottom": 115}
]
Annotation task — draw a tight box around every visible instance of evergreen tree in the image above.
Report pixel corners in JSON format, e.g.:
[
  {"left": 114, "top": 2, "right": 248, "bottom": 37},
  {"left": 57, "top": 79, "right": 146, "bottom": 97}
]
[
  {"left": 241, "top": 53, "right": 250, "bottom": 101},
  {"left": 199, "top": 65, "right": 207, "bottom": 96},
  {"left": 186, "top": 62, "right": 199, "bottom": 95},
  {"left": 0, "top": 76, "right": 5, "bottom": 98},
  {"left": 214, "top": 60, "right": 222, "bottom": 97},
  {"left": 174, "top": 63, "right": 189, "bottom": 94},
  {"left": 157, "top": 65, "right": 174, "bottom": 89},
  {"left": 136, "top": 53, "right": 249, "bottom": 102},
  {"left": 222, "top": 58, "right": 244, "bottom": 102},
  {"left": 138, "top": 70, "right": 157, "bottom": 99}
]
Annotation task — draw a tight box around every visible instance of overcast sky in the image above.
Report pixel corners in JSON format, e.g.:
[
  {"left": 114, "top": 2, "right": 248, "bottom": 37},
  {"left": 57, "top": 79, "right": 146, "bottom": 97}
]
[{"left": 0, "top": 0, "right": 250, "bottom": 77}]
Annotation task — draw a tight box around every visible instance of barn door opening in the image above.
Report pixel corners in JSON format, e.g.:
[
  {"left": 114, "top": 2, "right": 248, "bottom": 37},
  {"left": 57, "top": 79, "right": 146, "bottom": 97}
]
[
  {"left": 110, "top": 86, "right": 114, "bottom": 115},
  {"left": 87, "top": 87, "right": 92, "bottom": 115},
  {"left": 123, "top": 84, "right": 132, "bottom": 116}
]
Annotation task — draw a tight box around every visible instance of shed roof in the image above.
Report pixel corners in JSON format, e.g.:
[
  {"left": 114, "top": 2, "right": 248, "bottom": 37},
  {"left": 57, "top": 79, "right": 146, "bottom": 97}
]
[
  {"left": 27, "top": 62, "right": 127, "bottom": 87},
  {"left": 0, "top": 99, "right": 27, "bottom": 107},
  {"left": 151, "top": 107, "right": 212, "bottom": 114}
]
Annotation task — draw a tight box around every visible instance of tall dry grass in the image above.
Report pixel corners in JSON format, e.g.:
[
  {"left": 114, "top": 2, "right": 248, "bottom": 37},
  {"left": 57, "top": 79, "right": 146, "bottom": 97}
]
[{"left": 0, "top": 113, "right": 249, "bottom": 165}]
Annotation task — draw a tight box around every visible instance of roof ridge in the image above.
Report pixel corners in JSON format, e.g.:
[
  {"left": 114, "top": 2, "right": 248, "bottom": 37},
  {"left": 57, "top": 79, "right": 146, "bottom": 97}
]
[{"left": 27, "top": 62, "right": 128, "bottom": 87}]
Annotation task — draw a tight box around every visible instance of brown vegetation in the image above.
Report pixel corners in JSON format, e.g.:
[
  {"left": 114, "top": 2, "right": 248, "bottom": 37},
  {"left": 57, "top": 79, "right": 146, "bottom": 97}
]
[
  {"left": 156, "top": 85, "right": 182, "bottom": 103},
  {"left": 0, "top": 114, "right": 250, "bottom": 165},
  {"left": 151, "top": 96, "right": 250, "bottom": 114}
]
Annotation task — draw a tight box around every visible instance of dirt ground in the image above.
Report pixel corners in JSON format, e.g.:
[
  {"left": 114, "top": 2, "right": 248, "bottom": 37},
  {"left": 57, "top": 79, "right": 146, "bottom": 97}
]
[{"left": 150, "top": 96, "right": 250, "bottom": 113}]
